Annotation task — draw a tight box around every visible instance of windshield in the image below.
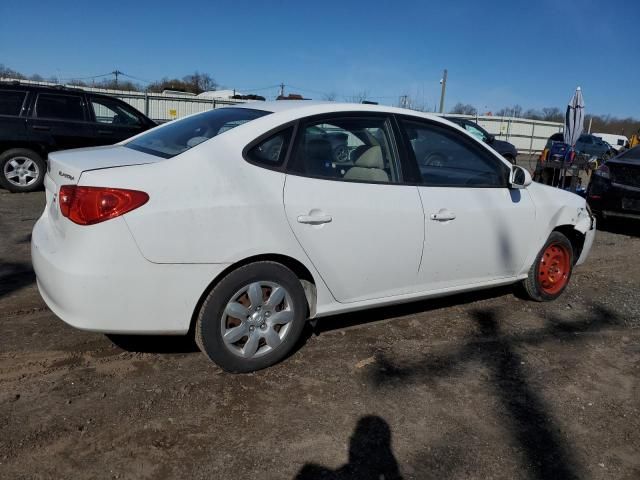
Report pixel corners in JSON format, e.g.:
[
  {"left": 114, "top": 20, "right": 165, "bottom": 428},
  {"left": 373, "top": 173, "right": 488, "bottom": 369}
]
[{"left": 126, "top": 107, "right": 269, "bottom": 158}]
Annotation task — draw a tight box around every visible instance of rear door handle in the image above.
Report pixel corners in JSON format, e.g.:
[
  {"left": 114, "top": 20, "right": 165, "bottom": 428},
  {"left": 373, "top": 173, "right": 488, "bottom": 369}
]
[
  {"left": 297, "top": 214, "right": 332, "bottom": 225},
  {"left": 98, "top": 130, "right": 114, "bottom": 135},
  {"left": 32, "top": 125, "right": 51, "bottom": 131},
  {"left": 430, "top": 210, "right": 456, "bottom": 221}
]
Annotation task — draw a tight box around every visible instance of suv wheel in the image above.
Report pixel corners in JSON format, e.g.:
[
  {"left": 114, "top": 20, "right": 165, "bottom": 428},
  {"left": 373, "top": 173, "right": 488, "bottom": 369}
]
[{"left": 0, "top": 149, "right": 46, "bottom": 193}]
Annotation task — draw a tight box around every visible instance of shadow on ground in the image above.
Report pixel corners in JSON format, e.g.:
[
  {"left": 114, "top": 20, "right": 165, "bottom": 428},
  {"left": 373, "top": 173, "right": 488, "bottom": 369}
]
[
  {"left": 597, "top": 218, "right": 640, "bottom": 237},
  {"left": 363, "top": 303, "right": 622, "bottom": 479},
  {"left": 0, "top": 261, "right": 35, "bottom": 300},
  {"left": 314, "top": 285, "right": 515, "bottom": 334},
  {"left": 295, "top": 415, "right": 403, "bottom": 480},
  {"left": 106, "top": 334, "right": 199, "bottom": 353}
]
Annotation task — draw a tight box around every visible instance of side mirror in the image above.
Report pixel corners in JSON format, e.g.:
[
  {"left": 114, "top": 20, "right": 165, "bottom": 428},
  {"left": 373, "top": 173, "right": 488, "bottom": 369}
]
[
  {"left": 510, "top": 165, "right": 532, "bottom": 188},
  {"left": 486, "top": 134, "right": 495, "bottom": 143}
]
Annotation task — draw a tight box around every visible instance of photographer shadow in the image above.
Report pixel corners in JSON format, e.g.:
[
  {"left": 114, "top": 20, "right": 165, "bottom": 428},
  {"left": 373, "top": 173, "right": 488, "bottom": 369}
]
[{"left": 295, "top": 415, "right": 402, "bottom": 480}]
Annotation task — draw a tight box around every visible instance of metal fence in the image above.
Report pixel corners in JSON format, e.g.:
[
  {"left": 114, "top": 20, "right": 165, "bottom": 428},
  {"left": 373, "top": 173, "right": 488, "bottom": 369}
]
[
  {"left": 2, "top": 78, "right": 562, "bottom": 153},
  {"left": 445, "top": 114, "right": 563, "bottom": 154},
  {"left": 113, "top": 91, "right": 243, "bottom": 122}
]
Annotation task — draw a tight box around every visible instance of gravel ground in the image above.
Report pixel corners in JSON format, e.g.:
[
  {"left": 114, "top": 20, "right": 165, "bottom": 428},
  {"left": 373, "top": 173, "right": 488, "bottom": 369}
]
[{"left": 1, "top": 189, "right": 639, "bottom": 480}]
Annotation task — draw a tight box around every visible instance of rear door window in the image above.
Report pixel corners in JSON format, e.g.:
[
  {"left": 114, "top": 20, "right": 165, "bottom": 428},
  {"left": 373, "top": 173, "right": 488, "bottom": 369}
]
[
  {"left": 35, "top": 93, "right": 86, "bottom": 121},
  {"left": 0, "top": 90, "right": 27, "bottom": 116},
  {"left": 287, "top": 116, "right": 400, "bottom": 183}
]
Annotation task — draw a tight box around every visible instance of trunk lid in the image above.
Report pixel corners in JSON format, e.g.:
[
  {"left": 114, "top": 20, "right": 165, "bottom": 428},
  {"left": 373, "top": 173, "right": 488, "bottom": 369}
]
[
  {"left": 47, "top": 145, "right": 160, "bottom": 189},
  {"left": 43, "top": 145, "right": 160, "bottom": 233}
]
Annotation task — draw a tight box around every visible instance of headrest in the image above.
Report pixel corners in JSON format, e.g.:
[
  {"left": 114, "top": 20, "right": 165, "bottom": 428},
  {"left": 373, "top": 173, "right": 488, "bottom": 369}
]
[{"left": 355, "top": 146, "right": 384, "bottom": 169}]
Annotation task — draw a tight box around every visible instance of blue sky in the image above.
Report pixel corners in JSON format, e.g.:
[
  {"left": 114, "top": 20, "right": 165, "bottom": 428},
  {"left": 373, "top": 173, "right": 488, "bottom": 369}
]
[{"left": 1, "top": 0, "right": 638, "bottom": 117}]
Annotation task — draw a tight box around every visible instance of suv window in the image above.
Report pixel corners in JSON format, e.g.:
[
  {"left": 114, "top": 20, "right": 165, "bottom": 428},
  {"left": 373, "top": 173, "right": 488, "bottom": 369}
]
[
  {"left": 400, "top": 119, "right": 508, "bottom": 187},
  {"left": 288, "top": 116, "right": 399, "bottom": 183},
  {"left": 35, "top": 93, "right": 85, "bottom": 121},
  {"left": 0, "top": 90, "right": 27, "bottom": 116},
  {"left": 90, "top": 97, "right": 142, "bottom": 126},
  {"left": 247, "top": 128, "right": 293, "bottom": 167},
  {"left": 127, "top": 107, "right": 269, "bottom": 159}
]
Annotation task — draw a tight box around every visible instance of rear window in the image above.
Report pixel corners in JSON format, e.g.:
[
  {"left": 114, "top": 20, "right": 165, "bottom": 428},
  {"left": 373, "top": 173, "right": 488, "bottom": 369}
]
[
  {"left": 126, "top": 108, "right": 269, "bottom": 158},
  {"left": 0, "top": 90, "right": 26, "bottom": 116}
]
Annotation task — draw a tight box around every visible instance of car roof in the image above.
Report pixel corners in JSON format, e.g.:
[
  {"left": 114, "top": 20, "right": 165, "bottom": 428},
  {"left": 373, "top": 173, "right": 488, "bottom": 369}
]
[
  {"left": 232, "top": 100, "right": 447, "bottom": 123},
  {"left": 0, "top": 81, "right": 86, "bottom": 94}
]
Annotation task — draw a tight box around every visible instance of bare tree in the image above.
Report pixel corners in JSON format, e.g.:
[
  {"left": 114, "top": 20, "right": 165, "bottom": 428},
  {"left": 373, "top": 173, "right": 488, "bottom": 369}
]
[
  {"left": 449, "top": 102, "right": 477, "bottom": 115},
  {"left": 542, "top": 107, "right": 563, "bottom": 122},
  {"left": 496, "top": 105, "right": 523, "bottom": 118},
  {"left": 322, "top": 92, "right": 337, "bottom": 101},
  {"left": 345, "top": 90, "right": 369, "bottom": 104}
]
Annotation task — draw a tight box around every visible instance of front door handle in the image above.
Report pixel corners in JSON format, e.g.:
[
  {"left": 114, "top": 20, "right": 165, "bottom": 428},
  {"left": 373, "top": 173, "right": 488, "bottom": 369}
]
[
  {"left": 430, "top": 210, "right": 456, "bottom": 221},
  {"left": 297, "top": 214, "right": 332, "bottom": 225},
  {"left": 32, "top": 125, "right": 51, "bottom": 131},
  {"left": 97, "top": 129, "right": 114, "bottom": 135}
]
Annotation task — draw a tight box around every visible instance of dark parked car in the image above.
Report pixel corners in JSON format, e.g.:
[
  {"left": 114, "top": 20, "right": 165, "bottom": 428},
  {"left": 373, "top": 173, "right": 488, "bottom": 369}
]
[
  {"left": 0, "top": 82, "right": 156, "bottom": 192},
  {"left": 587, "top": 146, "right": 640, "bottom": 222},
  {"left": 544, "top": 133, "right": 611, "bottom": 159},
  {"left": 446, "top": 117, "right": 518, "bottom": 163}
]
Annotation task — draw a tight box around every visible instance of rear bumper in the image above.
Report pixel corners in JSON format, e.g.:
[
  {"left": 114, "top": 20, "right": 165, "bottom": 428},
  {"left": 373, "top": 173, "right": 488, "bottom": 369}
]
[{"left": 32, "top": 211, "right": 229, "bottom": 334}]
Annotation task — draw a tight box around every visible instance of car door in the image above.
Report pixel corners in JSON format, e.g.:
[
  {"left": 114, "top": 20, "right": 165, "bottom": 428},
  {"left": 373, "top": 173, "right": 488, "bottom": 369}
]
[
  {"left": 27, "top": 92, "right": 96, "bottom": 151},
  {"left": 283, "top": 114, "right": 424, "bottom": 303},
  {"left": 0, "top": 89, "right": 30, "bottom": 144},
  {"left": 88, "top": 95, "right": 149, "bottom": 145},
  {"left": 398, "top": 116, "right": 536, "bottom": 292}
]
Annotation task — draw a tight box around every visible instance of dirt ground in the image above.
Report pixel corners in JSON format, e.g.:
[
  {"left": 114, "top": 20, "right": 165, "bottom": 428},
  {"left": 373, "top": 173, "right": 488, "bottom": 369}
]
[{"left": 1, "top": 189, "right": 639, "bottom": 480}]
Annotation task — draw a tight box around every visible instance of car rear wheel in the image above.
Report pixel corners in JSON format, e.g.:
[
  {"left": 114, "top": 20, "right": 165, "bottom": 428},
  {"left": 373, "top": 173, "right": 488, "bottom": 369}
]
[
  {"left": 522, "top": 232, "right": 574, "bottom": 301},
  {"left": 195, "top": 261, "right": 308, "bottom": 373},
  {"left": 0, "top": 149, "right": 46, "bottom": 193}
]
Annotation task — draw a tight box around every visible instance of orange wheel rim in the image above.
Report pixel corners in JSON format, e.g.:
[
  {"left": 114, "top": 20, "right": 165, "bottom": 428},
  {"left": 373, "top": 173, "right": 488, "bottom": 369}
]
[{"left": 538, "top": 243, "right": 571, "bottom": 295}]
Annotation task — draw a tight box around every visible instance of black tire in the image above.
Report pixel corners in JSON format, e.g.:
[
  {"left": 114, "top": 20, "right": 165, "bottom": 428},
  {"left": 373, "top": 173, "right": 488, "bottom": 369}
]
[
  {"left": 195, "top": 261, "right": 308, "bottom": 373},
  {"left": 522, "top": 231, "right": 574, "bottom": 302},
  {"left": 0, "top": 148, "right": 46, "bottom": 193}
]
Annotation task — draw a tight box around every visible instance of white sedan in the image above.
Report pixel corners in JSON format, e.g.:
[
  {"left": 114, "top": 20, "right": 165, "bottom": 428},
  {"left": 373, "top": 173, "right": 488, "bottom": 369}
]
[{"left": 32, "top": 102, "right": 596, "bottom": 372}]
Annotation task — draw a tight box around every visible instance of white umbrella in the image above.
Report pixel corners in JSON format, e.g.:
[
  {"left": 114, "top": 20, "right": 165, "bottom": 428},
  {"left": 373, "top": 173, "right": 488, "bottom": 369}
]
[{"left": 564, "top": 87, "right": 585, "bottom": 147}]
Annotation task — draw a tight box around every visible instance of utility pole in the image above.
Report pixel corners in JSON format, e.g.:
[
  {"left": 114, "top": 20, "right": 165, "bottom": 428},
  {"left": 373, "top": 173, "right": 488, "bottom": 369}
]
[
  {"left": 400, "top": 95, "right": 408, "bottom": 109},
  {"left": 438, "top": 69, "right": 448, "bottom": 114},
  {"left": 112, "top": 69, "right": 123, "bottom": 88},
  {"left": 279, "top": 82, "right": 285, "bottom": 98}
]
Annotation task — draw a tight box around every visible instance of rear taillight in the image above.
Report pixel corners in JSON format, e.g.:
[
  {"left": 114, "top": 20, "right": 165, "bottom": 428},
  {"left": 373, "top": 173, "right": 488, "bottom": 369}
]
[
  {"left": 59, "top": 186, "right": 149, "bottom": 225},
  {"left": 593, "top": 164, "right": 610, "bottom": 179}
]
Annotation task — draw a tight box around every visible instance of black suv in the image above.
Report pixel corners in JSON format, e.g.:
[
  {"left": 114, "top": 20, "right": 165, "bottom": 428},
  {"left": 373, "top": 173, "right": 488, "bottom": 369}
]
[
  {"left": 445, "top": 117, "right": 518, "bottom": 163},
  {"left": 0, "top": 82, "right": 156, "bottom": 192}
]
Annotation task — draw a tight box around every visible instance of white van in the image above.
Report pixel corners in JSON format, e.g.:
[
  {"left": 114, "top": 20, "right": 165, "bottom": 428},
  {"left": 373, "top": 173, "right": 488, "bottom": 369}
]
[{"left": 593, "top": 133, "right": 629, "bottom": 152}]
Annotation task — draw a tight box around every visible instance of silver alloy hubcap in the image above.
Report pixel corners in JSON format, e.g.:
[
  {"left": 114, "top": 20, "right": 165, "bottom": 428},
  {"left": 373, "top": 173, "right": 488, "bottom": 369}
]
[
  {"left": 221, "top": 281, "right": 294, "bottom": 359},
  {"left": 4, "top": 157, "right": 39, "bottom": 187}
]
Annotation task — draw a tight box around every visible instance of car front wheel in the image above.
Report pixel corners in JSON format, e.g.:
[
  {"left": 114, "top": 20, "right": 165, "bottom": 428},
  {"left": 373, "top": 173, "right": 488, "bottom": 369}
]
[
  {"left": 0, "top": 148, "right": 46, "bottom": 193},
  {"left": 522, "top": 231, "right": 574, "bottom": 301},
  {"left": 195, "top": 261, "right": 308, "bottom": 373}
]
